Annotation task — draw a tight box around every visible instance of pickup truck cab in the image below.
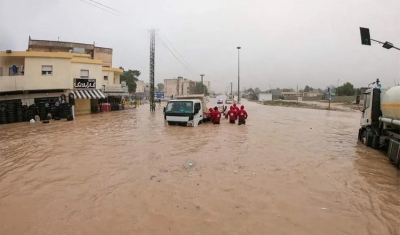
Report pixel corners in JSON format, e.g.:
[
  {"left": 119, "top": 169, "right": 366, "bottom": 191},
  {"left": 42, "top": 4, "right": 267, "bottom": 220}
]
[{"left": 164, "top": 95, "right": 208, "bottom": 127}]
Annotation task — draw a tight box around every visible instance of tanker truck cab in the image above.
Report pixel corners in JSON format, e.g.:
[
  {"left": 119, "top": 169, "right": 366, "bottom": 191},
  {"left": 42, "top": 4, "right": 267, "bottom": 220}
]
[
  {"left": 165, "top": 99, "right": 203, "bottom": 127},
  {"left": 358, "top": 81, "right": 400, "bottom": 167}
]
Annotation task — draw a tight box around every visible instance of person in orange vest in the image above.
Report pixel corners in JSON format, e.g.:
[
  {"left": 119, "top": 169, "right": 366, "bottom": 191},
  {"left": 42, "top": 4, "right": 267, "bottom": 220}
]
[
  {"left": 237, "top": 105, "right": 248, "bottom": 125},
  {"left": 212, "top": 106, "right": 221, "bottom": 124}
]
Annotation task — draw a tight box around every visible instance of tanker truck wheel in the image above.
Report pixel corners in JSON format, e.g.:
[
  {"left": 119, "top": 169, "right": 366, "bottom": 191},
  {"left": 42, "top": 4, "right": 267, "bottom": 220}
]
[
  {"left": 371, "top": 135, "right": 380, "bottom": 150},
  {"left": 360, "top": 130, "right": 369, "bottom": 147},
  {"left": 362, "top": 130, "right": 374, "bottom": 148}
]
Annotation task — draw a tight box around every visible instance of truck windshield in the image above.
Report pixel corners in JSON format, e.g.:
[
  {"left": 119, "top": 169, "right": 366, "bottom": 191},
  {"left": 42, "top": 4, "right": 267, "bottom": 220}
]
[{"left": 166, "top": 101, "right": 193, "bottom": 113}]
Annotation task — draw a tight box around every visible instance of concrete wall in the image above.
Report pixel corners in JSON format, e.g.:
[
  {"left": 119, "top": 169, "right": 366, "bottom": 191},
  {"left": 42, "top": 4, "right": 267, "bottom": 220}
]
[
  {"left": 24, "top": 57, "right": 71, "bottom": 90},
  {"left": 70, "top": 63, "right": 103, "bottom": 89},
  {"left": 102, "top": 71, "right": 114, "bottom": 86},
  {"left": 94, "top": 47, "right": 112, "bottom": 67},
  {"left": 330, "top": 96, "right": 356, "bottom": 102}
]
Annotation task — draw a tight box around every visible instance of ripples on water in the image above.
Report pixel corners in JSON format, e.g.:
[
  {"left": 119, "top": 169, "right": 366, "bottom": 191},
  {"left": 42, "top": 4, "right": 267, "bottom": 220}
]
[{"left": 0, "top": 101, "right": 398, "bottom": 235}]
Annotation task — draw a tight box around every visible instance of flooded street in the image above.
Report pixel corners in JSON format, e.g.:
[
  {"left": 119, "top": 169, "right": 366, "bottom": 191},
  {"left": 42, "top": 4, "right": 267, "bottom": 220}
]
[{"left": 0, "top": 100, "right": 399, "bottom": 235}]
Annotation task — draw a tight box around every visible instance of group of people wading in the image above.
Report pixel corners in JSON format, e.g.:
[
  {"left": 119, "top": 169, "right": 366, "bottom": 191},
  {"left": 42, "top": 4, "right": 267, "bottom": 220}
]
[{"left": 206, "top": 103, "right": 248, "bottom": 125}]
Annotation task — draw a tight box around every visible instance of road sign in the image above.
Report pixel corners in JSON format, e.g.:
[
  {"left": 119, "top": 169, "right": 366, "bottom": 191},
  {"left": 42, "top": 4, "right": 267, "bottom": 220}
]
[
  {"left": 155, "top": 92, "right": 164, "bottom": 99},
  {"left": 328, "top": 87, "right": 332, "bottom": 101}
]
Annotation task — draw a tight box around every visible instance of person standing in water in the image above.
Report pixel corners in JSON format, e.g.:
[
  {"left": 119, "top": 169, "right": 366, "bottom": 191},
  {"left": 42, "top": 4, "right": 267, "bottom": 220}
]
[
  {"left": 226, "top": 106, "right": 237, "bottom": 124},
  {"left": 237, "top": 105, "right": 248, "bottom": 125},
  {"left": 212, "top": 106, "right": 221, "bottom": 124}
]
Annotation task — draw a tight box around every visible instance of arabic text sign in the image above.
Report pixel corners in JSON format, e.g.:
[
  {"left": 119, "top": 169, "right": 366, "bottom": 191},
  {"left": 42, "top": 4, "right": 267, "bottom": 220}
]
[{"left": 74, "top": 78, "right": 96, "bottom": 89}]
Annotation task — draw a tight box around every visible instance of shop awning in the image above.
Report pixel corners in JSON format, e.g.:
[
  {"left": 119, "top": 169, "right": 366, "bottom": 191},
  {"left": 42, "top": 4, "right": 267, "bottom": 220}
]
[
  {"left": 105, "top": 92, "right": 130, "bottom": 97},
  {"left": 71, "top": 89, "right": 106, "bottom": 99}
]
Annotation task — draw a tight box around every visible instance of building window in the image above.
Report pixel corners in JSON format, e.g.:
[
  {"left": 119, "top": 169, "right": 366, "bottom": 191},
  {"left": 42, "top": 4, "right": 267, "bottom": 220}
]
[
  {"left": 80, "top": 70, "right": 89, "bottom": 78},
  {"left": 42, "top": 65, "right": 53, "bottom": 75},
  {"left": 104, "top": 76, "right": 108, "bottom": 81}
]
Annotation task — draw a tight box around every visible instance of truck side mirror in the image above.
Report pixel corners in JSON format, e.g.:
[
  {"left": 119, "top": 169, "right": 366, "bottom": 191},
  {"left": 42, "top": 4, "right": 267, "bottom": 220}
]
[
  {"left": 194, "top": 107, "right": 199, "bottom": 114},
  {"left": 356, "top": 95, "right": 360, "bottom": 104}
]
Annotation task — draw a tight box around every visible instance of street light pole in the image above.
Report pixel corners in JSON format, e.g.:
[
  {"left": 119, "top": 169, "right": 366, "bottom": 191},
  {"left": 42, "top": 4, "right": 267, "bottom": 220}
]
[
  {"left": 237, "top": 46, "right": 241, "bottom": 104},
  {"left": 200, "top": 74, "right": 205, "bottom": 95}
]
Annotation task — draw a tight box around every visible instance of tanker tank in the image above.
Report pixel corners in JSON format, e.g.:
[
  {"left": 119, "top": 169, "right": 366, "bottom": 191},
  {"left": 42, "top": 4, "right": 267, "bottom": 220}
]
[{"left": 381, "top": 86, "right": 400, "bottom": 121}]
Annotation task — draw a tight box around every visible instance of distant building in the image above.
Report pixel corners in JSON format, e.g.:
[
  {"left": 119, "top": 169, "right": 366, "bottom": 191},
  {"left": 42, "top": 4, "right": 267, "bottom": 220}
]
[
  {"left": 28, "top": 36, "right": 113, "bottom": 67},
  {"left": 136, "top": 80, "right": 145, "bottom": 93},
  {"left": 203, "top": 81, "right": 211, "bottom": 93},
  {"left": 164, "top": 77, "right": 190, "bottom": 98}
]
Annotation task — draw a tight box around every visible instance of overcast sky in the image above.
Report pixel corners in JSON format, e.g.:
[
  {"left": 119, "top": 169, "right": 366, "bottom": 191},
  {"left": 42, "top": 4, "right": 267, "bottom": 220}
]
[{"left": 1, "top": 0, "right": 399, "bottom": 92}]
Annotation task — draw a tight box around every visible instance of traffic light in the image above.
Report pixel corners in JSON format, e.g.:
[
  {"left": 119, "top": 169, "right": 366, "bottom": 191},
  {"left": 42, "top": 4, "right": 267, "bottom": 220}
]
[{"left": 360, "top": 27, "right": 371, "bottom": 46}]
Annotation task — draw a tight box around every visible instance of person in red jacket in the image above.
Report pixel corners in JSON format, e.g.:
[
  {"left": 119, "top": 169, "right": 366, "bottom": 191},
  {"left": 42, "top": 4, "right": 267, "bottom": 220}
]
[
  {"left": 212, "top": 106, "right": 221, "bottom": 124},
  {"left": 207, "top": 107, "right": 214, "bottom": 123},
  {"left": 237, "top": 105, "right": 248, "bottom": 125},
  {"left": 226, "top": 106, "right": 237, "bottom": 124}
]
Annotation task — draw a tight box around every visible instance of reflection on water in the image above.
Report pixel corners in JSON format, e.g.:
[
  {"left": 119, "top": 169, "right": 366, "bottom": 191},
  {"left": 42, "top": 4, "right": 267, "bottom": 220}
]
[{"left": 0, "top": 101, "right": 398, "bottom": 235}]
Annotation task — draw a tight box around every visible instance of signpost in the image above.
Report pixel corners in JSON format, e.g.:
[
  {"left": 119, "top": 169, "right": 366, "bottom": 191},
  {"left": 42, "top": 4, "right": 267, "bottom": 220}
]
[{"left": 328, "top": 87, "right": 332, "bottom": 110}]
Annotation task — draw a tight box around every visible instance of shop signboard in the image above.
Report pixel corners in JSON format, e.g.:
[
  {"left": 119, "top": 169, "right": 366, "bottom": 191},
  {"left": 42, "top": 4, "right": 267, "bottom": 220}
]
[
  {"left": 74, "top": 78, "right": 96, "bottom": 88},
  {"left": 104, "top": 84, "right": 125, "bottom": 92}
]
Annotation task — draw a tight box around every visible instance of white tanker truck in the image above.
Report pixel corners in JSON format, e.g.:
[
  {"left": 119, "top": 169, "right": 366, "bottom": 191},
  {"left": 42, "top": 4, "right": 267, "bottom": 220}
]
[{"left": 357, "top": 79, "right": 400, "bottom": 168}]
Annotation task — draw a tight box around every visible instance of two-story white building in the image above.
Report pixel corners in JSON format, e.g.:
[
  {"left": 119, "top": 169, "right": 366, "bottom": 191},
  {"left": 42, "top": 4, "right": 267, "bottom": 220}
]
[{"left": 0, "top": 50, "right": 124, "bottom": 115}]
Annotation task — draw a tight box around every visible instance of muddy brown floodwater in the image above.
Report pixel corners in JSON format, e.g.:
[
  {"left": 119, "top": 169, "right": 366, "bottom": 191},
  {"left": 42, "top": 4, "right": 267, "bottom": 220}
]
[{"left": 0, "top": 100, "right": 399, "bottom": 235}]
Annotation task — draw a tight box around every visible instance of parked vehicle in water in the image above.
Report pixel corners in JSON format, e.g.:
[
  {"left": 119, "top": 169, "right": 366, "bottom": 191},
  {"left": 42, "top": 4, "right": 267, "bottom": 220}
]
[
  {"left": 357, "top": 79, "right": 400, "bottom": 168},
  {"left": 225, "top": 99, "right": 233, "bottom": 104},
  {"left": 164, "top": 95, "right": 209, "bottom": 127},
  {"left": 217, "top": 99, "right": 223, "bottom": 105}
]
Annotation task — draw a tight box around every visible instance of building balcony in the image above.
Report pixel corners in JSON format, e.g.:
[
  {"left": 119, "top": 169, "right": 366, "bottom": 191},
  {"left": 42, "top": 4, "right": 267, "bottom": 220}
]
[{"left": 0, "top": 75, "right": 70, "bottom": 92}]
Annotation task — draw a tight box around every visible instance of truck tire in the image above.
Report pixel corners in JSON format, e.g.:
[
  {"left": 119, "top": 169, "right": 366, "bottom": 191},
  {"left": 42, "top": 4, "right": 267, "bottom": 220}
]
[
  {"left": 371, "top": 135, "right": 380, "bottom": 150},
  {"left": 365, "top": 130, "right": 373, "bottom": 147}
]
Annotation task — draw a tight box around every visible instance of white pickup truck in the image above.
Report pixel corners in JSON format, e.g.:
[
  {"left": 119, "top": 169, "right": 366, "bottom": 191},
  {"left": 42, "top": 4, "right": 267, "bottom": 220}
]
[{"left": 163, "top": 95, "right": 210, "bottom": 127}]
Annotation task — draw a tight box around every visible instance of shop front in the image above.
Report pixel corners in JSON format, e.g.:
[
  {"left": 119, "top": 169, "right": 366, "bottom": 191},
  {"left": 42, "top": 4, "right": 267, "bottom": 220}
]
[
  {"left": 70, "top": 78, "right": 107, "bottom": 115},
  {"left": 103, "top": 84, "right": 130, "bottom": 111}
]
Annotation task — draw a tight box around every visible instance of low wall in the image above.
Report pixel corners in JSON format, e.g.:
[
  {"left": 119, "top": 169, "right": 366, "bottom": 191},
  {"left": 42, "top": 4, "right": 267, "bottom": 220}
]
[{"left": 330, "top": 96, "right": 356, "bottom": 102}]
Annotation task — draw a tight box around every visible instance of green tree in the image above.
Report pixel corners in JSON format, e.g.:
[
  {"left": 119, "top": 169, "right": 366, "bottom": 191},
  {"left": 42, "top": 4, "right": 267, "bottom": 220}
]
[
  {"left": 337, "top": 82, "right": 356, "bottom": 96},
  {"left": 119, "top": 67, "right": 140, "bottom": 94},
  {"left": 157, "top": 83, "right": 164, "bottom": 92},
  {"left": 193, "top": 82, "right": 209, "bottom": 95},
  {"left": 304, "top": 85, "right": 313, "bottom": 92},
  {"left": 254, "top": 87, "right": 261, "bottom": 93}
]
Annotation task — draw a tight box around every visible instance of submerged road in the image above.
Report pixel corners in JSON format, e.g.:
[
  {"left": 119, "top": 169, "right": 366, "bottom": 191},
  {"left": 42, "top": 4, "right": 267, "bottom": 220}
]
[{"left": 0, "top": 99, "right": 399, "bottom": 235}]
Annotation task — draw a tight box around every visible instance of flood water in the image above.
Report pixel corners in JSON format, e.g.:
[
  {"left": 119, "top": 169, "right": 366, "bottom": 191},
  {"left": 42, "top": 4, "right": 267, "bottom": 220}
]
[{"left": 0, "top": 100, "right": 399, "bottom": 235}]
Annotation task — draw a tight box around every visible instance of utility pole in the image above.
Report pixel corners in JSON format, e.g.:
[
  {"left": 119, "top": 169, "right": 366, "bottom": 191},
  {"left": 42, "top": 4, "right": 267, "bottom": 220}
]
[
  {"left": 230, "top": 82, "right": 233, "bottom": 98},
  {"left": 200, "top": 74, "right": 205, "bottom": 95},
  {"left": 149, "top": 28, "right": 158, "bottom": 112},
  {"left": 237, "top": 47, "right": 241, "bottom": 104}
]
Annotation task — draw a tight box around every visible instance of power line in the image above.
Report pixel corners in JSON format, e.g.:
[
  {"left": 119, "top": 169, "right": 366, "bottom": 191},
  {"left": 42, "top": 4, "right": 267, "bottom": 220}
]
[
  {"left": 78, "top": 0, "right": 119, "bottom": 16},
  {"left": 160, "top": 32, "right": 198, "bottom": 74},
  {"left": 157, "top": 35, "right": 196, "bottom": 74},
  {"left": 87, "top": 0, "right": 118, "bottom": 12}
]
